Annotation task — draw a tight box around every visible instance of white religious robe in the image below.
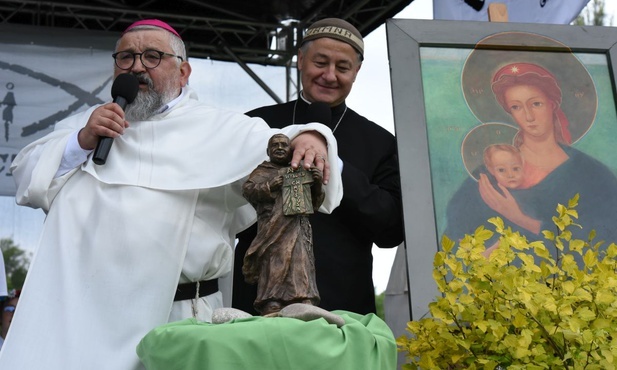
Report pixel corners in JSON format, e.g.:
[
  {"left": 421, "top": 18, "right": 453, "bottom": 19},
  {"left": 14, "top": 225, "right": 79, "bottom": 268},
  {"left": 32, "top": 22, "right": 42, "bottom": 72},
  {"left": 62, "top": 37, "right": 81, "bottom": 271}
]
[{"left": 0, "top": 87, "right": 342, "bottom": 370}]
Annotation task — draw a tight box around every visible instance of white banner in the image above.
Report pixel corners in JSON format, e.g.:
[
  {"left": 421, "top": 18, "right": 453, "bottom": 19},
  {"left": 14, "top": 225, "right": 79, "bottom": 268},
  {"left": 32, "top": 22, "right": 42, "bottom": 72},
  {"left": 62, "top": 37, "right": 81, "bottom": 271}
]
[
  {"left": 433, "top": 0, "right": 591, "bottom": 24},
  {"left": 0, "top": 44, "right": 112, "bottom": 196}
]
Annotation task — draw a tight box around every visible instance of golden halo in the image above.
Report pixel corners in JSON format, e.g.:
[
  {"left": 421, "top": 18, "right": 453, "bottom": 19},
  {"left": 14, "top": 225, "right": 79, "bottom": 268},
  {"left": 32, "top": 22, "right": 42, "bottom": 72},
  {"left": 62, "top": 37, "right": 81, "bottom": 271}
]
[
  {"left": 461, "top": 31, "right": 597, "bottom": 144},
  {"left": 461, "top": 122, "right": 519, "bottom": 181}
]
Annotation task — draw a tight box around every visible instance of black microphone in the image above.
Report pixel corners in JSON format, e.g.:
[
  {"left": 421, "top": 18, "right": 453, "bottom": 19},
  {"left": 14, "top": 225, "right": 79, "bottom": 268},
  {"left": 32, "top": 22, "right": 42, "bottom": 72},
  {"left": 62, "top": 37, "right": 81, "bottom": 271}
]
[
  {"left": 92, "top": 73, "right": 139, "bottom": 165},
  {"left": 304, "top": 102, "right": 332, "bottom": 126}
]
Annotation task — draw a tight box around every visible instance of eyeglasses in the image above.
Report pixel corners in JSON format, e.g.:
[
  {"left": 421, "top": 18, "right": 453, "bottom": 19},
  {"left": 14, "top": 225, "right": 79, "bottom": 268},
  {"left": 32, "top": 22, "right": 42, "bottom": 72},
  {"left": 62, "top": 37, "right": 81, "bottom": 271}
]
[{"left": 112, "top": 49, "right": 184, "bottom": 70}]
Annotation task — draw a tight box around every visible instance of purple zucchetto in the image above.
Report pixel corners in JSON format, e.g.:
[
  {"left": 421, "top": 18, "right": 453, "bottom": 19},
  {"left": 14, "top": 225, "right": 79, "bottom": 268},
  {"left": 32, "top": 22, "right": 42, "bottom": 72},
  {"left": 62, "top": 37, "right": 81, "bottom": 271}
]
[{"left": 123, "top": 19, "right": 181, "bottom": 39}]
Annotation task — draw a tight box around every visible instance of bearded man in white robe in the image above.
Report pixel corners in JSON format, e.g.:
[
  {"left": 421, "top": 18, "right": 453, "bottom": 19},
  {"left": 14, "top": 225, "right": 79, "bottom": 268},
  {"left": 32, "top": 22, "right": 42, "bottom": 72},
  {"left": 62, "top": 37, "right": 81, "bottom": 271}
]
[{"left": 0, "top": 19, "right": 342, "bottom": 370}]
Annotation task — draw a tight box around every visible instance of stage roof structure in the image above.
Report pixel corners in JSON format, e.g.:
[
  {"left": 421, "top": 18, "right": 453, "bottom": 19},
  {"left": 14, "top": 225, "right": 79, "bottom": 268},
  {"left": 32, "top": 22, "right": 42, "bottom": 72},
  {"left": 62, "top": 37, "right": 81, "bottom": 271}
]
[{"left": 0, "top": 0, "right": 414, "bottom": 66}]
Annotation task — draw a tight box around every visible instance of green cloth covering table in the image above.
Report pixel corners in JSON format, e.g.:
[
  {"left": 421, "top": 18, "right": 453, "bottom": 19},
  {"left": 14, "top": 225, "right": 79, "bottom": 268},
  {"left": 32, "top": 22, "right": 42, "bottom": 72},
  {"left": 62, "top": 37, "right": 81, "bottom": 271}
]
[{"left": 137, "top": 311, "right": 396, "bottom": 370}]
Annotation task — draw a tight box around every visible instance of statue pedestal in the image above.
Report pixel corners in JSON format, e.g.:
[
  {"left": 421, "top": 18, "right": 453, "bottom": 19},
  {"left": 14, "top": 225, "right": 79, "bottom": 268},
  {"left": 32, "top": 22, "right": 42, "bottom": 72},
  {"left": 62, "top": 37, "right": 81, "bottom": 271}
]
[{"left": 137, "top": 311, "right": 397, "bottom": 370}]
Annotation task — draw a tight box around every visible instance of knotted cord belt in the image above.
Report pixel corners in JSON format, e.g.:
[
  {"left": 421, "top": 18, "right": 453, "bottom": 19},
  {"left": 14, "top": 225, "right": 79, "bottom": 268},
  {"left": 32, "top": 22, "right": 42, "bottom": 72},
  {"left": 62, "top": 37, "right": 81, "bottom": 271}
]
[{"left": 174, "top": 279, "right": 219, "bottom": 301}]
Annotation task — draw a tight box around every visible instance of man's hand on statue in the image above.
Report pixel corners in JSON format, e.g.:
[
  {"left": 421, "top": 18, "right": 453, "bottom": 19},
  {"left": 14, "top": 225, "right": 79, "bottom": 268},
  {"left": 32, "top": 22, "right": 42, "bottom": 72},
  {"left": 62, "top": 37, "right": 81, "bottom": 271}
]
[{"left": 290, "top": 131, "right": 330, "bottom": 185}]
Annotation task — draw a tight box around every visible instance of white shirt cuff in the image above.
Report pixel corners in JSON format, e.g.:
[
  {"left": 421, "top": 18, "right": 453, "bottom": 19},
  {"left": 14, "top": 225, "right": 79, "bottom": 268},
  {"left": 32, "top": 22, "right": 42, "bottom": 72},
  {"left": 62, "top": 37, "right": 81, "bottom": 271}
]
[{"left": 55, "top": 131, "right": 92, "bottom": 178}]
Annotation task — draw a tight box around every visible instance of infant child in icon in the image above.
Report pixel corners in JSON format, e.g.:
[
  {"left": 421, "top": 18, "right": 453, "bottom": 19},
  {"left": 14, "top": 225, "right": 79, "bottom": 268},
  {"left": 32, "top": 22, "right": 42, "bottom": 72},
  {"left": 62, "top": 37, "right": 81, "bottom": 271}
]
[
  {"left": 483, "top": 143, "right": 525, "bottom": 190},
  {"left": 241, "top": 133, "right": 325, "bottom": 316}
]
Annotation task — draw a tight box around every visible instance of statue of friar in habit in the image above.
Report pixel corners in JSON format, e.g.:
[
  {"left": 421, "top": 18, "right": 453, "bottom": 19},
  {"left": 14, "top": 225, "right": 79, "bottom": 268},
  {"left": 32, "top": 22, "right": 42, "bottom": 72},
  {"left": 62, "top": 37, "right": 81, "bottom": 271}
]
[{"left": 242, "top": 133, "right": 325, "bottom": 315}]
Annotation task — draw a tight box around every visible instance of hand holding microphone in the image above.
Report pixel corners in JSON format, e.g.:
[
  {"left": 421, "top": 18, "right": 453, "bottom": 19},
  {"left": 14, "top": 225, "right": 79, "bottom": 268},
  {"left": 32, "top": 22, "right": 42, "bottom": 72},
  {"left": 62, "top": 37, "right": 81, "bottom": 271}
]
[{"left": 92, "top": 73, "right": 139, "bottom": 165}]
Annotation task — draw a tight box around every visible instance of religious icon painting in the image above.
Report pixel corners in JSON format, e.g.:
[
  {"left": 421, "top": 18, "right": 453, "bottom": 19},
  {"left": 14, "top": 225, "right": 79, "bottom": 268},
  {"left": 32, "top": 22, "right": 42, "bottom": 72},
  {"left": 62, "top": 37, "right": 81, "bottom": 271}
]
[{"left": 386, "top": 19, "right": 617, "bottom": 319}]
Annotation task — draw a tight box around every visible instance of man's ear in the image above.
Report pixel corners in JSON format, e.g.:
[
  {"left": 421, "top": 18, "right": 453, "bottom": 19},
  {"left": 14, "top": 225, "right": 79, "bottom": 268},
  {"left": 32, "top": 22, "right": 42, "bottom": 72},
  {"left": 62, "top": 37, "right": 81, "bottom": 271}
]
[
  {"left": 297, "top": 49, "right": 304, "bottom": 72},
  {"left": 179, "top": 61, "right": 192, "bottom": 86}
]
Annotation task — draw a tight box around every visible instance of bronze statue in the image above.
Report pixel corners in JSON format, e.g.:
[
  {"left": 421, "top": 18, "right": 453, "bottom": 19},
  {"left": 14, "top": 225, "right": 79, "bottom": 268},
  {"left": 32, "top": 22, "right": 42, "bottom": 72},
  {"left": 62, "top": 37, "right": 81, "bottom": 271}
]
[{"left": 242, "top": 133, "right": 325, "bottom": 315}]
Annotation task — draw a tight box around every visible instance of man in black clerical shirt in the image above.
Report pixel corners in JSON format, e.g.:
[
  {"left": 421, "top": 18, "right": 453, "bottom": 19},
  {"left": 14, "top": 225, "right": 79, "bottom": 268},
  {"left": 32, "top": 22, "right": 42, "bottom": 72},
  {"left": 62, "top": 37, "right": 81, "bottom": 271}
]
[{"left": 233, "top": 17, "right": 404, "bottom": 315}]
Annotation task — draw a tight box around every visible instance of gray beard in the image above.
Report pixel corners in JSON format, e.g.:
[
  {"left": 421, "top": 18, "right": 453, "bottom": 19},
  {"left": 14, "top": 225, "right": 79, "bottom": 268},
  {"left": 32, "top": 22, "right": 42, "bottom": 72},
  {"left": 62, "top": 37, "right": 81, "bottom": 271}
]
[
  {"left": 124, "top": 89, "right": 164, "bottom": 121},
  {"left": 123, "top": 74, "right": 177, "bottom": 121}
]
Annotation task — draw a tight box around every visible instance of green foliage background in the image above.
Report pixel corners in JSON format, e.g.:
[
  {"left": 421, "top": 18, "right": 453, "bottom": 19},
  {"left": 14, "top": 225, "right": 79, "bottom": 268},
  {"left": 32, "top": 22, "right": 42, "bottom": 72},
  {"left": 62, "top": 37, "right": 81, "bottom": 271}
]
[
  {"left": 1, "top": 238, "right": 30, "bottom": 291},
  {"left": 398, "top": 196, "right": 617, "bottom": 369}
]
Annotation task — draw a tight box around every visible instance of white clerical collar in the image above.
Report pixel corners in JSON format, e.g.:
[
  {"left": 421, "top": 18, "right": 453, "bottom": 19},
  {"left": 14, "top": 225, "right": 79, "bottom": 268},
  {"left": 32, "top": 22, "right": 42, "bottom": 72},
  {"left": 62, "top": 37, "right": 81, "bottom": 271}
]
[
  {"left": 299, "top": 91, "right": 346, "bottom": 111},
  {"left": 300, "top": 90, "right": 347, "bottom": 114},
  {"left": 157, "top": 87, "right": 187, "bottom": 114},
  {"left": 299, "top": 91, "right": 311, "bottom": 105}
]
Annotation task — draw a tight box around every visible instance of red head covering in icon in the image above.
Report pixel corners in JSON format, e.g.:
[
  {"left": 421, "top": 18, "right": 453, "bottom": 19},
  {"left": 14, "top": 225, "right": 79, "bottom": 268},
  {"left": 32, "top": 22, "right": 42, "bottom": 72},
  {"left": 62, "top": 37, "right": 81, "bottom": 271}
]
[{"left": 492, "top": 62, "right": 571, "bottom": 144}]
